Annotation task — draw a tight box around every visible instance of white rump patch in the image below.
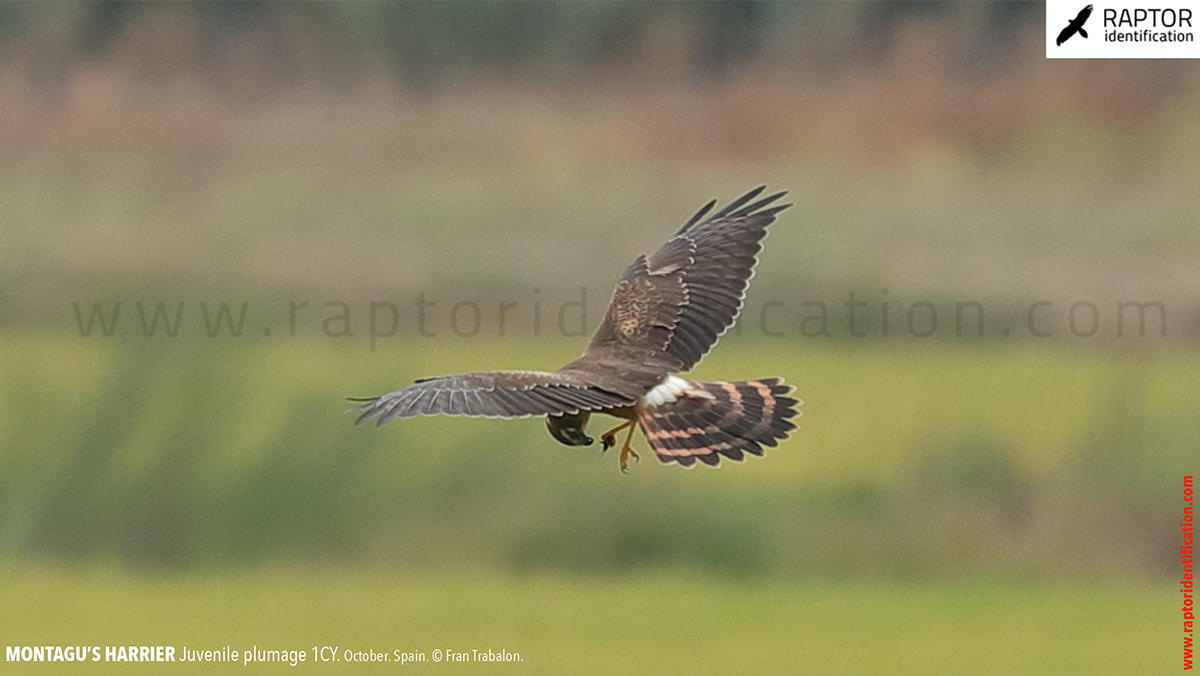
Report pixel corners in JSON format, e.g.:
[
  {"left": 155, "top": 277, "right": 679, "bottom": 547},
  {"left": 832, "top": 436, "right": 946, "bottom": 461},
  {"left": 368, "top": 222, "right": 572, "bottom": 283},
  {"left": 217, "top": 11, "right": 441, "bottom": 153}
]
[{"left": 641, "top": 375, "right": 692, "bottom": 408}]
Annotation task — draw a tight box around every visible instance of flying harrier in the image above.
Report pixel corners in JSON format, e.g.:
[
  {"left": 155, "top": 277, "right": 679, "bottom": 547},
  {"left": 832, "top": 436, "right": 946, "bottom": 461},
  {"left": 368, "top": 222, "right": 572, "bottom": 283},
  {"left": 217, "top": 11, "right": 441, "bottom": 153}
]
[
  {"left": 1056, "top": 4, "right": 1093, "bottom": 46},
  {"left": 350, "top": 187, "right": 801, "bottom": 471}
]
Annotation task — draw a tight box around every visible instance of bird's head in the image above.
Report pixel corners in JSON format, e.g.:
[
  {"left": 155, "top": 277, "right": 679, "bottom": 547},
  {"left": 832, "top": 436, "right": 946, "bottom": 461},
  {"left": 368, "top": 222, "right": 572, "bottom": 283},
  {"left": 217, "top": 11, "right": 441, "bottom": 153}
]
[{"left": 545, "top": 411, "right": 593, "bottom": 446}]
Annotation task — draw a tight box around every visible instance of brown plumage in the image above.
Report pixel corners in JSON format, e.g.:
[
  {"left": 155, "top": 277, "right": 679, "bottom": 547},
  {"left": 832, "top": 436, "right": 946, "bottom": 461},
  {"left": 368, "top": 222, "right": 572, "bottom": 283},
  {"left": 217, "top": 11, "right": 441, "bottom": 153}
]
[
  {"left": 350, "top": 186, "right": 802, "bottom": 471},
  {"left": 638, "top": 379, "right": 799, "bottom": 468}
]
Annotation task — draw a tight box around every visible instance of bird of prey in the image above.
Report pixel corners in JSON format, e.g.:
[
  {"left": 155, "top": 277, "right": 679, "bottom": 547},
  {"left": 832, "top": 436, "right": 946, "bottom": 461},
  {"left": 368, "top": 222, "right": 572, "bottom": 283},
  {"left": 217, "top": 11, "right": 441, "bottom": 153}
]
[
  {"left": 350, "top": 187, "right": 801, "bottom": 471},
  {"left": 1056, "top": 4, "right": 1093, "bottom": 46}
]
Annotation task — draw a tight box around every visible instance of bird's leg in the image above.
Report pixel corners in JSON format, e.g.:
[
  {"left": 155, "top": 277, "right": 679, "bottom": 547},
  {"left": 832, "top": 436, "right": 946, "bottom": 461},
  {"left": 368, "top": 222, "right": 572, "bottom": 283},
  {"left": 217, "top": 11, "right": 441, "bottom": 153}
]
[
  {"left": 600, "top": 420, "right": 634, "bottom": 452},
  {"left": 618, "top": 422, "right": 640, "bottom": 474}
]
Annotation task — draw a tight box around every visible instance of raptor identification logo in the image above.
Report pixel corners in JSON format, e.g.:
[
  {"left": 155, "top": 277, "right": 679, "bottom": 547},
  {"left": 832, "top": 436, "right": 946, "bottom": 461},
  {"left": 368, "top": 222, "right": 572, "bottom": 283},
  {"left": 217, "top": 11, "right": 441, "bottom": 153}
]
[{"left": 1047, "top": 0, "right": 1200, "bottom": 58}]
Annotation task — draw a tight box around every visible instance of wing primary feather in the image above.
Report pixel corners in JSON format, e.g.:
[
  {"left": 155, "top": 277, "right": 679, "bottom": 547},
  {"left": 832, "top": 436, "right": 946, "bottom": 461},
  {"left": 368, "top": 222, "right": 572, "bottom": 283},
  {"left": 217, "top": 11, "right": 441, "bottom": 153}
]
[
  {"left": 730, "top": 190, "right": 788, "bottom": 218},
  {"left": 446, "top": 389, "right": 464, "bottom": 415},
  {"left": 354, "top": 403, "right": 382, "bottom": 426},
  {"left": 466, "top": 390, "right": 496, "bottom": 417},
  {"left": 754, "top": 204, "right": 792, "bottom": 219},
  {"left": 375, "top": 393, "right": 415, "bottom": 424},
  {"left": 368, "top": 395, "right": 403, "bottom": 426},
  {"left": 422, "top": 389, "right": 448, "bottom": 415},
  {"left": 677, "top": 198, "right": 717, "bottom": 234},
  {"left": 709, "top": 185, "right": 766, "bottom": 220},
  {"left": 398, "top": 390, "right": 430, "bottom": 420},
  {"left": 367, "top": 393, "right": 400, "bottom": 425},
  {"left": 368, "top": 394, "right": 406, "bottom": 426}
]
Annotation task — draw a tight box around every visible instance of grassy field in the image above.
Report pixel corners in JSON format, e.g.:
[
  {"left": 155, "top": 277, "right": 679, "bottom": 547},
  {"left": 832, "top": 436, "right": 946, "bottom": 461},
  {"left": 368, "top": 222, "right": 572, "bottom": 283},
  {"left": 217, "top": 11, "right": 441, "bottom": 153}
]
[
  {"left": 0, "top": 335, "right": 1192, "bottom": 674},
  {"left": 0, "top": 570, "right": 1174, "bottom": 675},
  {"left": 0, "top": 334, "right": 1194, "bottom": 574}
]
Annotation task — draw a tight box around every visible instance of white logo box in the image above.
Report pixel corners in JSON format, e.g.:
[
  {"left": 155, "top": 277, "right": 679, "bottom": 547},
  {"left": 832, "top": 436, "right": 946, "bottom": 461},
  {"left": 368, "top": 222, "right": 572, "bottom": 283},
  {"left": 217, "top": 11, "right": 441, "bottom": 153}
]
[{"left": 1047, "top": 0, "right": 1200, "bottom": 58}]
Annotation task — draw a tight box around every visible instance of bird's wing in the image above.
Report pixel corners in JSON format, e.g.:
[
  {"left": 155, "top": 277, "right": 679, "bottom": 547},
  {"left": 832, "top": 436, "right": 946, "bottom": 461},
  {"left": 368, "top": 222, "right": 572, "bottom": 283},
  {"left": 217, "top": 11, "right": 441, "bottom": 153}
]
[
  {"left": 578, "top": 186, "right": 790, "bottom": 374},
  {"left": 349, "top": 370, "right": 635, "bottom": 426},
  {"left": 1056, "top": 24, "right": 1076, "bottom": 45},
  {"left": 1076, "top": 4, "right": 1093, "bottom": 23}
]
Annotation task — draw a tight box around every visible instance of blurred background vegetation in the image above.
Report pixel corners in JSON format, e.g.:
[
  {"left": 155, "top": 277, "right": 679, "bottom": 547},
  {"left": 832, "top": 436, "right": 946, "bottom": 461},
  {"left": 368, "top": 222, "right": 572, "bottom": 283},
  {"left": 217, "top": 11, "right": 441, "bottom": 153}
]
[{"left": 0, "top": 2, "right": 1195, "bottom": 673}]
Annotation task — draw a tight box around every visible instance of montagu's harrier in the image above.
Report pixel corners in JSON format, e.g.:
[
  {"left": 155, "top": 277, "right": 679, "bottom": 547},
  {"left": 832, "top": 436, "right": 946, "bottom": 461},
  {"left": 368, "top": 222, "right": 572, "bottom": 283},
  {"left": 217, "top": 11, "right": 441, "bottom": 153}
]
[{"left": 350, "top": 186, "right": 801, "bottom": 471}]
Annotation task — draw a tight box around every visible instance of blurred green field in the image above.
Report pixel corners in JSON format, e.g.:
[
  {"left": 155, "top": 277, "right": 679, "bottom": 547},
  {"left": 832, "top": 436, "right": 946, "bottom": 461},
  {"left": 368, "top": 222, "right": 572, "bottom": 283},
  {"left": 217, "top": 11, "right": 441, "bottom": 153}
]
[
  {"left": 0, "top": 334, "right": 1193, "bottom": 578},
  {"left": 0, "top": 570, "right": 1174, "bottom": 675}
]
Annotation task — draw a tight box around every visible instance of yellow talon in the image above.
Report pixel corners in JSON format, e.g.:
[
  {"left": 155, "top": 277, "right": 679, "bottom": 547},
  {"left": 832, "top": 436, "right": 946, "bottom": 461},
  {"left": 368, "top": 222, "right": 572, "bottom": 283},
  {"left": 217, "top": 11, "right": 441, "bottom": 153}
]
[
  {"left": 619, "top": 445, "right": 640, "bottom": 473},
  {"left": 617, "top": 421, "right": 639, "bottom": 473},
  {"left": 601, "top": 420, "right": 634, "bottom": 452}
]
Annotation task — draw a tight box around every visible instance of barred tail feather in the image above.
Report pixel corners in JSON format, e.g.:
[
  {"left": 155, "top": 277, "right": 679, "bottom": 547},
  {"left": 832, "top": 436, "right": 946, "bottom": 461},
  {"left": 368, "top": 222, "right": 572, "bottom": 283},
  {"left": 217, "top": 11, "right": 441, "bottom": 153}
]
[{"left": 638, "top": 378, "right": 800, "bottom": 469}]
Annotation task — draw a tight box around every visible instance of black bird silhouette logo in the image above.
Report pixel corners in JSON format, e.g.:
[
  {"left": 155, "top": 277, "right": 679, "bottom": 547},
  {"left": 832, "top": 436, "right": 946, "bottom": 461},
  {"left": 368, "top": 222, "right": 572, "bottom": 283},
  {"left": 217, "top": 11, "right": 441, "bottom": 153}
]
[{"left": 1057, "top": 4, "right": 1094, "bottom": 45}]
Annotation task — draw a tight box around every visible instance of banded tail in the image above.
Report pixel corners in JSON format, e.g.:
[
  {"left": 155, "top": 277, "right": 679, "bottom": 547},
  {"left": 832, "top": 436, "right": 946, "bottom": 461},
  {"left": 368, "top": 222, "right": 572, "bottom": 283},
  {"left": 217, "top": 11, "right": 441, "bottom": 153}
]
[{"left": 638, "top": 378, "right": 801, "bottom": 469}]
